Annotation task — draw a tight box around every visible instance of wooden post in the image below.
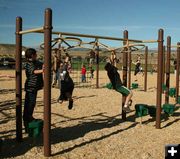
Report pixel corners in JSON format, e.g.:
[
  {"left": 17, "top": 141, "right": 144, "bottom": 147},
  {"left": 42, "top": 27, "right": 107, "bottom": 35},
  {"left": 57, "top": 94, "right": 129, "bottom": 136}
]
[
  {"left": 128, "top": 47, "right": 132, "bottom": 89},
  {"left": 144, "top": 46, "right": 148, "bottom": 91},
  {"left": 156, "top": 29, "right": 164, "bottom": 129},
  {"left": 176, "top": 42, "right": 180, "bottom": 102},
  {"left": 165, "top": 36, "right": 171, "bottom": 104},
  {"left": 162, "top": 46, "right": 166, "bottom": 93},
  {"left": 96, "top": 39, "right": 99, "bottom": 88},
  {"left": 122, "top": 30, "right": 128, "bottom": 120},
  {"left": 44, "top": 8, "right": 52, "bottom": 157},
  {"left": 15, "top": 16, "right": 22, "bottom": 142}
]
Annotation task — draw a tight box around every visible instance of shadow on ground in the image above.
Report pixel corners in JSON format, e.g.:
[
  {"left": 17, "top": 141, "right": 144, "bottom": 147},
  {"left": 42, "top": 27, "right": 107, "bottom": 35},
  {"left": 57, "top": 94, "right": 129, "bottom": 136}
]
[
  {"left": 1, "top": 108, "right": 179, "bottom": 158},
  {"left": 0, "top": 112, "right": 137, "bottom": 158},
  {"left": 0, "top": 88, "right": 15, "bottom": 94}
]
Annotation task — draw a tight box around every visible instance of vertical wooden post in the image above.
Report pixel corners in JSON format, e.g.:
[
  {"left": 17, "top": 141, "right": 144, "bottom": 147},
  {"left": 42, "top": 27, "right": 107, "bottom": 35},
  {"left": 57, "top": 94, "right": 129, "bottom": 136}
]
[
  {"left": 128, "top": 48, "right": 131, "bottom": 89},
  {"left": 122, "top": 30, "right": 128, "bottom": 120},
  {"left": 15, "top": 17, "right": 22, "bottom": 142},
  {"left": 162, "top": 46, "right": 166, "bottom": 93},
  {"left": 156, "top": 29, "right": 164, "bottom": 129},
  {"left": 44, "top": 8, "right": 52, "bottom": 157},
  {"left": 165, "top": 36, "right": 171, "bottom": 104},
  {"left": 144, "top": 46, "right": 148, "bottom": 91},
  {"left": 96, "top": 39, "right": 99, "bottom": 88},
  {"left": 176, "top": 42, "right": 180, "bottom": 102}
]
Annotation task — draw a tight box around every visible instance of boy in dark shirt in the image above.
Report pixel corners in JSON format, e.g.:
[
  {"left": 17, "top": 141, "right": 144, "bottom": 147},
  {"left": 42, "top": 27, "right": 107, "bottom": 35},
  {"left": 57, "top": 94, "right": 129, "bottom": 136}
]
[
  {"left": 58, "top": 62, "right": 74, "bottom": 109},
  {"left": 104, "top": 62, "right": 133, "bottom": 112},
  {"left": 23, "top": 48, "right": 44, "bottom": 132}
]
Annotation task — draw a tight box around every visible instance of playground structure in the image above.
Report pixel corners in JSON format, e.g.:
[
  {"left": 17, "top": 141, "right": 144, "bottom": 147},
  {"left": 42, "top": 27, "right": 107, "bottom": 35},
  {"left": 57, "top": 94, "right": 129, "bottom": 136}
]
[
  {"left": 39, "top": 25, "right": 148, "bottom": 89},
  {"left": 15, "top": 8, "right": 179, "bottom": 157},
  {"left": 39, "top": 30, "right": 149, "bottom": 89}
]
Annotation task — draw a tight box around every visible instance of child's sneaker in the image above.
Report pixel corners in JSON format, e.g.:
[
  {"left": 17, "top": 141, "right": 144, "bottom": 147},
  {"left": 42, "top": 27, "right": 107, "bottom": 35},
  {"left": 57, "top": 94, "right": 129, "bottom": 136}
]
[
  {"left": 128, "top": 100, "right": 132, "bottom": 107},
  {"left": 123, "top": 106, "right": 131, "bottom": 112},
  {"left": 68, "top": 100, "right": 73, "bottom": 110},
  {"left": 24, "top": 121, "right": 29, "bottom": 133},
  {"left": 57, "top": 99, "right": 63, "bottom": 104}
]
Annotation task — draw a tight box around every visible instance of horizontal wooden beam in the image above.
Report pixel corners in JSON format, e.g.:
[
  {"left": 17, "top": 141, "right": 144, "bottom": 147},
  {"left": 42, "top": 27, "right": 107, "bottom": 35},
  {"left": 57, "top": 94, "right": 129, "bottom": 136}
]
[{"left": 19, "top": 27, "right": 44, "bottom": 34}]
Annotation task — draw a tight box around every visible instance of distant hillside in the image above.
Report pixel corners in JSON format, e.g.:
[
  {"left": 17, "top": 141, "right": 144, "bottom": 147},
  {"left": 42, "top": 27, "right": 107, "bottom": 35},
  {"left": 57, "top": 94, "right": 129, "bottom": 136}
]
[
  {"left": 0, "top": 44, "right": 26, "bottom": 56},
  {"left": 0, "top": 43, "right": 158, "bottom": 63},
  {"left": 0, "top": 43, "right": 177, "bottom": 64}
]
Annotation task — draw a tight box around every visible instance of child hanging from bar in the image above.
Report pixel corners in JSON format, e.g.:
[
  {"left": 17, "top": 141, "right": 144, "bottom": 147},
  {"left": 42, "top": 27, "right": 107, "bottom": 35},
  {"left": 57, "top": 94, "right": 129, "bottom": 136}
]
[
  {"left": 57, "top": 62, "right": 74, "bottom": 109},
  {"left": 110, "top": 50, "right": 117, "bottom": 67},
  {"left": 89, "top": 64, "right": 94, "bottom": 79},
  {"left": 23, "top": 48, "right": 44, "bottom": 132},
  {"left": 104, "top": 62, "right": 133, "bottom": 112},
  {"left": 132, "top": 54, "right": 141, "bottom": 81},
  {"left": 52, "top": 48, "right": 61, "bottom": 87}
]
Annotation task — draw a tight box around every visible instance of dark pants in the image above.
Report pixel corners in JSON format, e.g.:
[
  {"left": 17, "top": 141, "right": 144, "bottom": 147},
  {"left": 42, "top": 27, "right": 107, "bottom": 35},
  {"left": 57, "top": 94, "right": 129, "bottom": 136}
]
[
  {"left": 23, "top": 91, "right": 37, "bottom": 126},
  {"left": 52, "top": 70, "right": 60, "bottom": 85},
  {"left": 134, "top": 68, "right": 140, "bottom": 76},
  {"left": 58, "top": 79, "right": 74, "bottom": 101},
  {"left": 59, "top": 84, "right": 74, "bottom": 100}
]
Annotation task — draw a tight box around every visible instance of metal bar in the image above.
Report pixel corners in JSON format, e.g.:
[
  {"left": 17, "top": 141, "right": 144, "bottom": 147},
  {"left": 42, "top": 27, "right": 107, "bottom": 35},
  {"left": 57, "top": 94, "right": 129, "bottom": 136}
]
[
  {"left": 19, "top": 27, "right": 43, "bottom": 35},
  {"left": 142, "top": 40, "right": 158, "bottom": 43},
  {"left": 122, "top": 30, "right": 128, "bottom": 120},
  {"left": 120, "top": 43, "right": 145, "bottom": 48},
  {"left": 165, "top": 36, "right": 171, "bottom": 104},
  {"left": 156, "top": 29, "right": 164, "bottom": 129},
  {"left": 171, "top": 45, "right": 180, "bottom": 48},
  {"left": 176, "top": 42, "right": 180, "bottom": 102},
  {"left": 35, "top": 29, "right": 158, "bottom": 44},
  {"left": 128, "top": 47, "right": 131, "bottom": 89},
  {"left": 15, "top": 17, "right": 22, "bottom": 142},
  {"left": 36, "top": 30, "right": 143, "bottom": 43},
  {"left": 96, "top": 40, "right": 99, "bottom": 88},
  {"left": 43, "top": 8, "right": 52, "bottom": 157},
  {"left": 144, "top": 46, "right": 148, "bottom": 91},
  {"left": 22, "top": 28, "right": 158, "bottom": 44}
]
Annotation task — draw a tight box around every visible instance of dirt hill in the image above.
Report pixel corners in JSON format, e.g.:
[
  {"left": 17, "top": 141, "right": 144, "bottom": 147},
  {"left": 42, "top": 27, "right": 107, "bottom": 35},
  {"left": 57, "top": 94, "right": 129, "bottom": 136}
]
[
  {"left": 0, "top": 43, "right": 177, "bottom": 65},
  {"left": 0, "top": 44, "right": 26, "bottom": 57}
]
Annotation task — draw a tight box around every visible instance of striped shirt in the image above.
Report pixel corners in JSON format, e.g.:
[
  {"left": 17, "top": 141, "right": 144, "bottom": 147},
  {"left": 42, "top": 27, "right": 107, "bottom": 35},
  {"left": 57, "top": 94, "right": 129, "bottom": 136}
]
[{"left": 24, "top": 60, "right": 43, "bottom": 92}]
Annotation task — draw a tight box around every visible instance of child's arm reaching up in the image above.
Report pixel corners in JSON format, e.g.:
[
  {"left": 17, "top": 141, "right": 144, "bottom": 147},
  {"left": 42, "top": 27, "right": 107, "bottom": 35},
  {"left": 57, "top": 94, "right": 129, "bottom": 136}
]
[
  {"left": 34, "top": 64, "right": 44, "bottom": 74},
  {"left": 34, "top": 69, "right": 44, "bottom": 74}
]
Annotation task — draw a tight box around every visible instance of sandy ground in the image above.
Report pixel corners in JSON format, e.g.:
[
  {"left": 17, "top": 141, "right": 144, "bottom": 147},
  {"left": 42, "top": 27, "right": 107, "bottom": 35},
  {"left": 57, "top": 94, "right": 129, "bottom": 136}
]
[{"left": 0, "top": 69, "right": 180, "bottom": 159}]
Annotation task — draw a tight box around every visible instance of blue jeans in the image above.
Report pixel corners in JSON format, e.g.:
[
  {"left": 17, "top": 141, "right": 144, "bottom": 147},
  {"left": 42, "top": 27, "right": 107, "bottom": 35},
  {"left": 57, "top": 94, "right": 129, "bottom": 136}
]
[{"left": 82, "top": 74, "right": 86, "bottom": 82}]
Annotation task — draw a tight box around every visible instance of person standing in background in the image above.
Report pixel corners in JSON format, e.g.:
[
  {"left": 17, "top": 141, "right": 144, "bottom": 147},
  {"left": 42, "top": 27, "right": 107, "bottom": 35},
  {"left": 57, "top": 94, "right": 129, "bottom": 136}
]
[{"left": 81, "top": 64, "right": 86, "bottom": 82}]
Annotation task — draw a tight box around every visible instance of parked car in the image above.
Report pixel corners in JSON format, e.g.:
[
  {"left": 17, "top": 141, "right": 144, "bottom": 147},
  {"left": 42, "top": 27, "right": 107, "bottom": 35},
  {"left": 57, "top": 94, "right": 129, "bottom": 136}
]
[{"left": 0, "top": 57, "right": 15, "bottom": 69}]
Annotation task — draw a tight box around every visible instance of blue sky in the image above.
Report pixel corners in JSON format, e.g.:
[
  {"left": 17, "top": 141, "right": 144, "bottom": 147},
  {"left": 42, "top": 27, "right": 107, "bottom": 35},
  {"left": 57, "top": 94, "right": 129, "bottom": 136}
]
[{"left": 1, "top": 0, "right": 180, "bottom": 49}]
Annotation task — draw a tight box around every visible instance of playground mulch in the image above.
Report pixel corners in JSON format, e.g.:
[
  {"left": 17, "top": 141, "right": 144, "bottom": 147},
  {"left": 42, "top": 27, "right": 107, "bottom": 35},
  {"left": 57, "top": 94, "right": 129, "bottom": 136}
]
[{"left": 0, "top": 70, "right": 180, "bottom": 159}]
